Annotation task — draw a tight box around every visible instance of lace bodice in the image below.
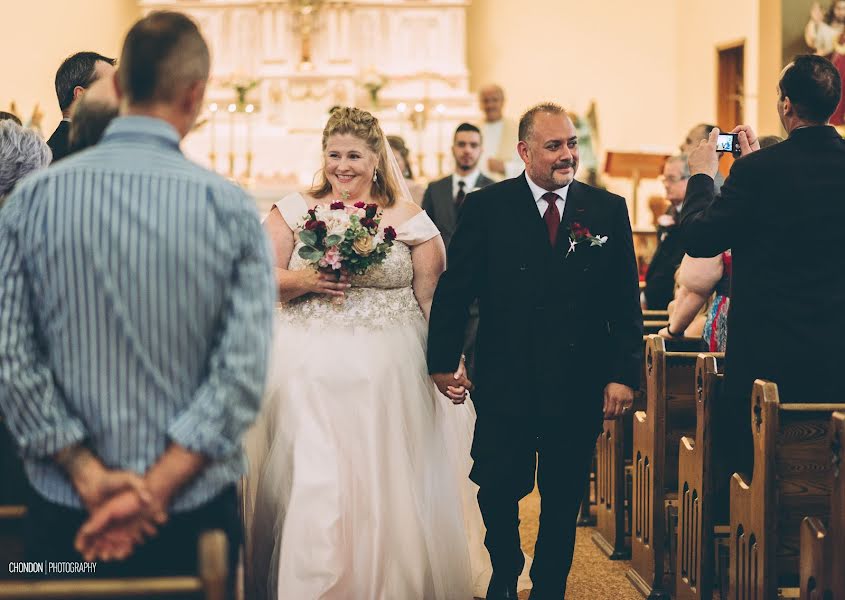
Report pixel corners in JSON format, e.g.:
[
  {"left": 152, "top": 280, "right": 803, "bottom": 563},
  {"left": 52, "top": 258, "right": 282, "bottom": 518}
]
[{"left": 273, "top": 193, "right": 440, "bottom": 328}]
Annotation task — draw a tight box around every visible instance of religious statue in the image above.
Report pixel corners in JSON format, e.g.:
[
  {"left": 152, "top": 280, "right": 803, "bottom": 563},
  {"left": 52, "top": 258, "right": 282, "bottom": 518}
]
[{"left": 806, "top": 0, "right": 845, "bottom": 126}]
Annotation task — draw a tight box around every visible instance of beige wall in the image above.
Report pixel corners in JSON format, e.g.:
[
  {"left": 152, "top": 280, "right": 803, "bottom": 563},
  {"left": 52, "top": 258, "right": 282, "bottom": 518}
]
[
  {"left": 673, "top": 0, "right": 759, "bottom": 136},
  {"left": 1, "top": 0, "right": 139, "bottom": 135},
  {"left": 466, "top": 0, "right": 681, "bottom": 153}
]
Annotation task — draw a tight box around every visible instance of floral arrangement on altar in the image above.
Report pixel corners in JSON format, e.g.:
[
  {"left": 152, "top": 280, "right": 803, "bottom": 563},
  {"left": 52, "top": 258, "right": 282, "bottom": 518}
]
[
  {"left": 296, "top": 197, "right": 397, "bottom": 276},
  {"left": 225, "top": 76, "right": 261, "bottom": 107},
  {"left": 360, "top": 69, "right": 387, "bottom": 107}
]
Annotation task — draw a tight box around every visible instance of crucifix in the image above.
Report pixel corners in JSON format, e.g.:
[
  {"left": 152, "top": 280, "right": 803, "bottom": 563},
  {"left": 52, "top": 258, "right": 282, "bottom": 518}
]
[{"left": 291, "top": 0, "right": 324, "bottom": 69}]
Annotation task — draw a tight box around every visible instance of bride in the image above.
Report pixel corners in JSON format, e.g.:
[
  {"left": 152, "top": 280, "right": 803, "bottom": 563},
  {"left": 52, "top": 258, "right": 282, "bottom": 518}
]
[{"left": 246, "top": 107, "right": 495, "bottom": 599}]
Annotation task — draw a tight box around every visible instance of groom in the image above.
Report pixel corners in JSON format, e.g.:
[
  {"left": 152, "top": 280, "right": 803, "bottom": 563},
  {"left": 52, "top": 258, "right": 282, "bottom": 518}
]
[{"left": 428, "top": 103, "right": 643, "bottom": 599}]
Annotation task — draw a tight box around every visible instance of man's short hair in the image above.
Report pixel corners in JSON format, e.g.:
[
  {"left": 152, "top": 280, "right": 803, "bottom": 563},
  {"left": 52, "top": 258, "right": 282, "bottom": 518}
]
[
  {"left": 119, "top": 11, "right": 210, "bottom": 106},
  {"left": 518, "top": 102, "right": 566, "bottom": 142},
  {"left": 758, "top": 135, "right": 784, "bottom": 149},
  {"left": 454, "top": 122, "right": 481, "bottom": 140},
  {"left": 779, "top": 54, "right": 842, "bottom": 124},
  {"left": 54, "top": 52, "right": 116, "bottom": 112},
  {"left": 666, "top": 154, "right": 691, "bottom": 179},
  {"left": 0, "top": 111, "right": 22, "bottom": 126},
  {"left": 0, "top": 120, "right": 51, "bottom": 197},
  {"left": 69, "top": 101, "right": 119, "bottom": 154},
  {"left": 697, "top": 123, "right": 717, "bottom": 138}
]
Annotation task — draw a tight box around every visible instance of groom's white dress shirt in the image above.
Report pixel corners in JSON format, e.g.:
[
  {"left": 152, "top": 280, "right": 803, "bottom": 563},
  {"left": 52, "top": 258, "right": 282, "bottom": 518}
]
[{"left": 525, "top": 173, "right": 569, "bottom": 222}]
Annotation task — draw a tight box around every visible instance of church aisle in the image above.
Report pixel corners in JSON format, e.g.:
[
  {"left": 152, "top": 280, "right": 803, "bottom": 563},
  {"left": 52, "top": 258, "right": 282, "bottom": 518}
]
[{"left": 508, "top": 486, "right": 643, "bottom": 600}]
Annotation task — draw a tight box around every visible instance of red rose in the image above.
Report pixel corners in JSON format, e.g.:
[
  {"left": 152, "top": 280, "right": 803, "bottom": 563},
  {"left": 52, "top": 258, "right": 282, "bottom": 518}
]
[
  {"left": 361, "top": 217, "right": 376, "bottom": 229},
  {"left": 383, "top": 226, "right": 397, "bottom": 242},
  {"left": 330, "top": 201, "right": 345, "bottom": 210},
  {"left": 354, "top": 201, "right": 366, "bottom": 209},
  {"left": 365, "top": 204, "right": 378, "bottom": 219},
  {"left": 307, "top": 209, "right": 316, "bottom": 219},
  {"left": 571, "top": 222, "right": 591, "bottom": 239},
  {"left": 305, "top": 219, "right": 327, "bottom": 233}
]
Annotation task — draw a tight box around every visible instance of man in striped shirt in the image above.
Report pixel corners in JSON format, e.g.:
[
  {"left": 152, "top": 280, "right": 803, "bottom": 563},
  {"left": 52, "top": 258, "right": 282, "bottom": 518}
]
[{"left": 0, "top": 12, "right": 275, "bottom": 582}]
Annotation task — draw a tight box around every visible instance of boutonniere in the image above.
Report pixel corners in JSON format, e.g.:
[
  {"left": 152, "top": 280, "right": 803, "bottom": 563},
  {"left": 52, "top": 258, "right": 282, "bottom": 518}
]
[{"left": 566, "top": 221, "right": 608, "bottom": 257}]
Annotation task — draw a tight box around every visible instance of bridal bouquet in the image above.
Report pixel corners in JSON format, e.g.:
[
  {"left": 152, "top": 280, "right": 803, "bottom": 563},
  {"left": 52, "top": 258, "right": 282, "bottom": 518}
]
[{"left": 296, "top": 198, "right": 397, "bottom": 276}]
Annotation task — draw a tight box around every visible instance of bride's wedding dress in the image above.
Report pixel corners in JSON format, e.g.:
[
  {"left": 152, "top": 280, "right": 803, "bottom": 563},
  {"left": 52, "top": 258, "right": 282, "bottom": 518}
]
[{"left": 246, "top": 193, "right": 505, "bottom": 599}]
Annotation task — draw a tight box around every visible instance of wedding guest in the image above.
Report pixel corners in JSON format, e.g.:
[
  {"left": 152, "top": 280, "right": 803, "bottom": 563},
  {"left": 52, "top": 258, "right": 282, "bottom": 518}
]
[
  {"left": 0, "top": 111, "right": 22, "bottom": 125},
  {"left": 680, "top": 123, "right": 724, "bottom": 192},
  {"left": 387, "top": 134, "right": 425, "bottom": 203},
  {"left": 47, "top": 51, "right": 116, "bottom": 162},
  {"left": 478, "top": 84, "right": 521, "bottom": 180},
  {"left": 679, "top": 54, "right": 845, "bottom": 517},
  {"left": 422, "top": 122, "right": 494, "bottom": 380},
  {"left": 0, "top": 120, "right": 51, "bottom": 206},
  {"left": 658, "top": 252, "right": 731, "bottom": 351},
  {"left": 642, "top": 155, "right": 690, "bottom": 310},
  {"left": 68, "top": 75, "right": 119, "bottom": 153},
  {"left": 0, "top": 11, "right": 274, "bottom": 588},
  {"left": 657, "top": 136, "right": 782, "bottom": 349}
]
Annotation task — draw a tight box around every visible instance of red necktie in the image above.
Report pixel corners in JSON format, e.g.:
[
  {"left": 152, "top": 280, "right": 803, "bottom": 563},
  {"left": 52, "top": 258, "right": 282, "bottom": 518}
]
[{"left": 542, "top": 192, "right": 560, "bottom": 246}]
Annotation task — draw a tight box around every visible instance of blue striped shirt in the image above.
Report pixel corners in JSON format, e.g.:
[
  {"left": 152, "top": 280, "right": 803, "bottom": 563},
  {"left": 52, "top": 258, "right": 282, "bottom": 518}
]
[{"left": 0, "top": 116, "right": 275, "bottom": 512}]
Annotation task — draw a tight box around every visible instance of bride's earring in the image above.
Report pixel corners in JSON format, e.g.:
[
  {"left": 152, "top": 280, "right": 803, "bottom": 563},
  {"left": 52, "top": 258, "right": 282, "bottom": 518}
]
[{"left": 373, "top": 169, "right": 378, "bottom": 183}]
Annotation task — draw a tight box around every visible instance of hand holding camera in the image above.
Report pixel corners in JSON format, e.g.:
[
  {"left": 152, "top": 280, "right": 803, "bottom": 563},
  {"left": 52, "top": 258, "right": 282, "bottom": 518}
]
[{"left": 688, "top": 125, "right": 761, "bottom": 179}]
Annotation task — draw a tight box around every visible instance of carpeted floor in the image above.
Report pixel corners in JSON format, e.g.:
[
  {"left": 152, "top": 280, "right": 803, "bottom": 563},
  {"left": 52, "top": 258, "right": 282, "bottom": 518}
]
[{"left": 506, "top": 485, "right": 643, "bottom": 600}]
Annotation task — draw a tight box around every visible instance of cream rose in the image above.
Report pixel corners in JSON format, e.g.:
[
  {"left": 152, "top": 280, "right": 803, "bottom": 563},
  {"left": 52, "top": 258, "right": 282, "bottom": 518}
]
[{"left": 352, "top": 234, "right": 375, "bottom": 256}]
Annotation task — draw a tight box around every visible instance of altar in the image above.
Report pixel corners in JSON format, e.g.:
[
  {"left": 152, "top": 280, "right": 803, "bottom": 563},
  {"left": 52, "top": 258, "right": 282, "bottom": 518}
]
[{"left": 139, "top": 0, "right": 479, "bottom": 196}]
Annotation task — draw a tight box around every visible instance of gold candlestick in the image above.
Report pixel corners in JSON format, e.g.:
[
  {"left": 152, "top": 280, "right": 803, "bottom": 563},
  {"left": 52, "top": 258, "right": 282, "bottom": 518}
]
[
  {"left": 416, "top": 152, "right": 425, "bottom": 178},
  {"left": 245, "top": 151, "right": 253, "bottom": 181},
  {"left": 227, "top": 103, "right": 237, "bottom": 178}
]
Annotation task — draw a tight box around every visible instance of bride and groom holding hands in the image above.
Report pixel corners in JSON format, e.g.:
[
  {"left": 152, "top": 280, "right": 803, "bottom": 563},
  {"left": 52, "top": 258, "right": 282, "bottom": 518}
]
[{"left": 249, "top": 103, "right": 643, "bottom": 600}]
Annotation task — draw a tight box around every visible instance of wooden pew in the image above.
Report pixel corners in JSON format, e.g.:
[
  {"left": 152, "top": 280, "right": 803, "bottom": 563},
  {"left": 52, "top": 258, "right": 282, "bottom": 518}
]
[
  {"left": 643, "top": 321, "right": 669, "bottom": 336},
  {"left": 0, "top": 529, "right": 228, "bottom": 599},
  {"left": 799, "top": 411, "right": 845, "bottom": 600},
  {"left": 730, "top": 383, "right": 845, "bottom": 600},
  {"left": 643, "top": 310, "right": 669, "bottom": 322},
  {"left": 0, "top": 505, "right": 26, "bottom": 568},
  {"left": 626, "top": 335, "right": 722, "bottom": 599},
  {"left": 675, "top": 354, "right": 726, "bottom": 600},
  {"left": 593, "top": 335, "right": 703, "bottom": 561}
]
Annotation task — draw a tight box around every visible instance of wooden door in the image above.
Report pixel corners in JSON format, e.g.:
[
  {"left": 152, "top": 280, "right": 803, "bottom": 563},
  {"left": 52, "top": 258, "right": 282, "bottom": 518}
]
[{"left": 717, "top": 43, "right": 745, "bottom": 179}]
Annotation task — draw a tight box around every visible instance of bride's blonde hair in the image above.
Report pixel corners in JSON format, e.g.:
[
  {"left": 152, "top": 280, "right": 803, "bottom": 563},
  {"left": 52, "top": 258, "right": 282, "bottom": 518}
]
[{"left": 308, "top": 107, "right": 402, "bottom": 207}]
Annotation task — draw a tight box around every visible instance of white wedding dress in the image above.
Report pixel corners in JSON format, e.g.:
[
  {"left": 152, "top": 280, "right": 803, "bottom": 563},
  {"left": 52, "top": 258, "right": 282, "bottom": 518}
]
[{"left": 245, "top": 193, "right": 508, "bottom": 600}]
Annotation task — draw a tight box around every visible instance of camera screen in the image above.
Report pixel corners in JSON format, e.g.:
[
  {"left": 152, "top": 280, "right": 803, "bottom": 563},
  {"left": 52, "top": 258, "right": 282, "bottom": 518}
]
[{"left": 716, "top": 134, "right": 734, "bottom": 152}]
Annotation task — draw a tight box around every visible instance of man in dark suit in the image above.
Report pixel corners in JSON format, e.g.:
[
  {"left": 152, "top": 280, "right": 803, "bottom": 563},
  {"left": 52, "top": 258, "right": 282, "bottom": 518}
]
[
  {"left": 427, "top": 103, "right": 643, "bottom": 600},
  {"left": 47, "top": 51, "right": 116, "bottom": 162},
  {"left": 642, "top": 155, "right": 690, "bottom": 310},
  {"left": 423, "top": 123, "right": 494, "bottom": 379},
  {"left": 422, "top": 122, "right": 495, "bottom": 248},
  {"left": 678, "top": 54, "right": 845, "bottom": 512}
]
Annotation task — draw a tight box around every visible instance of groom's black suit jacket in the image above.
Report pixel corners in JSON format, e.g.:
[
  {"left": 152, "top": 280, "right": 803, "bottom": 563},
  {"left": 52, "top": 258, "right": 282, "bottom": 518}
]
[
  {"left": 427, "top": 174, "right": 643, "bottom": 419},
  {"left": 679, "top": 125, "right": 845, "bottom": 404}
]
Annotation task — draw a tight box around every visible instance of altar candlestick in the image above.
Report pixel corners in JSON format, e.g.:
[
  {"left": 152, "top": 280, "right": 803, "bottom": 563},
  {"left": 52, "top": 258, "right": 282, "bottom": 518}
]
[
  {"left": 414, "top": 103, "right": 425, "bottom": 177},
  {"left": 396, "top": 102, "right": 407, "bottom": 140},
  {"left": 209, "top": 103, "right": 218, "bottom": 171},
  {"left": 435, "top": 103, "right": 445, "bottom": 155},
  {"left": 245, "top": 104, "right": 255, "bottom": 179},
  {"left": 227, "top": 103, "right": 236, "bottom": 177}
]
